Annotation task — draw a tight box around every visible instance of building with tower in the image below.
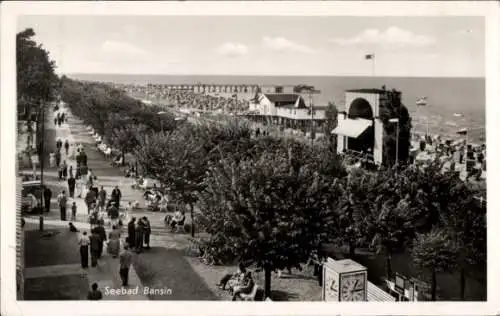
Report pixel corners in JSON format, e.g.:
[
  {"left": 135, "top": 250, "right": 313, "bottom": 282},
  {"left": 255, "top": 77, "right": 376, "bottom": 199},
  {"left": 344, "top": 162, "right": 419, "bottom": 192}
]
[{"left": 332, "top": 88, "right": 411, "bottom": 166}]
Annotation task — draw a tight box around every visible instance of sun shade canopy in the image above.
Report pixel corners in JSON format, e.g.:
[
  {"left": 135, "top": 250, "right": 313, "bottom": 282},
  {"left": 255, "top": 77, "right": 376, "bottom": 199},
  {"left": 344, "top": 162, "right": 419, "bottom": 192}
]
[{"left": 331, "top": 118, "right": 373, "bottom": 138}]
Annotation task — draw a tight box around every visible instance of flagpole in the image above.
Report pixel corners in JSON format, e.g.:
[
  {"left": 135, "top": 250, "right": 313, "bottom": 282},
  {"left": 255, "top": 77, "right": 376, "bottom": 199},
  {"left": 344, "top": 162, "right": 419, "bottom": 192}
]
[{"left": 372, "top": 53, "right": 375, "bottom": 77}]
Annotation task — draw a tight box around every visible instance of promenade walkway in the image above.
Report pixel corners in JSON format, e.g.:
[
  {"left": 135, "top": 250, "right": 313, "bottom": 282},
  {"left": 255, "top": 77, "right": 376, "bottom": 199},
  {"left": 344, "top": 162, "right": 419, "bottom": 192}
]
[
  {"left": 22, "top": 103, "right": 216, "bottom": 300},
  {"left": 21, "top": 108, "right": 147, "bottom": 300}
]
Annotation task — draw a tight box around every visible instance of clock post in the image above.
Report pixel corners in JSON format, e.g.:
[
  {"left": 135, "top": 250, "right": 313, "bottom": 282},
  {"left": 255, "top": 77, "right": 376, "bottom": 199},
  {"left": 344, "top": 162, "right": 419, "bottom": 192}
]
[{"left": 322, "top": 258, "right": 368, "bottom": 302}]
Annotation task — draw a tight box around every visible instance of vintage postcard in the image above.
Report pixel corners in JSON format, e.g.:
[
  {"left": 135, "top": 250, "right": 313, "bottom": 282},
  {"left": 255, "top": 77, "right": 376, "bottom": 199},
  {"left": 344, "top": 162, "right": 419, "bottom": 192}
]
[{"left": 1, "top": 1, "right": 498, "bottom": 316}]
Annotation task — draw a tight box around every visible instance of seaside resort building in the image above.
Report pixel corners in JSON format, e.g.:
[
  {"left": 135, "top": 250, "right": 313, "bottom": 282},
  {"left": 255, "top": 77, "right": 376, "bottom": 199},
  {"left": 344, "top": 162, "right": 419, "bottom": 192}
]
[
  {"left": 248, "top": 86, "right": 408, "bottom": 166},
  {"left": 247, "top": 91, "right": 327, "bottom": 132}
]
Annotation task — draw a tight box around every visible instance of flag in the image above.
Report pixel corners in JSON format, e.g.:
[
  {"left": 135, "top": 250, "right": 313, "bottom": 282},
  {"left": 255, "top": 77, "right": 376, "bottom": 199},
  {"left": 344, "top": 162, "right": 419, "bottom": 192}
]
[
  {"left": 456, "top": 128, "right": 468, "bottom": 135},
  {"left": 365, "top": 54, "right": 374, "bottom": 60}
]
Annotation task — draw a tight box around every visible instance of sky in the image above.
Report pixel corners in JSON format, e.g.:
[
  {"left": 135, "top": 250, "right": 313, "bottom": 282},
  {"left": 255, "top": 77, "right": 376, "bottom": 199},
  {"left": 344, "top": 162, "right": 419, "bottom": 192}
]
[{"left": 17, "top": 15, "right": 484, "bottom": 77}]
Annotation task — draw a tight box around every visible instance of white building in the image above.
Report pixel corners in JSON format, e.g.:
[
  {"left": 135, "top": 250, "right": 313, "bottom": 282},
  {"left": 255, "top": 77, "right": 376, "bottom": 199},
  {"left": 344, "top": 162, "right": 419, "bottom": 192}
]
[{"left": 248, "top": 93, "right": 327, "bottom": 131}]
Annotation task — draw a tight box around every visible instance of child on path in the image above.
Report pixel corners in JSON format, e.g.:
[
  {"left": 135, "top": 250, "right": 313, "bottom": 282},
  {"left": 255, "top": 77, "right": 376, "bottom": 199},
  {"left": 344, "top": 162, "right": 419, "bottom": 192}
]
[{"left": 71, "top": 202, "right": 77, "bottom": 221}]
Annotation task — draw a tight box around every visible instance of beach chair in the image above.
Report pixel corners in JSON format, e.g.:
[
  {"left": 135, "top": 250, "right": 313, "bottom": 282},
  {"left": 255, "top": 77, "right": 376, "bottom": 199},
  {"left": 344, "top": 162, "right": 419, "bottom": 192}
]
[
  {"left": 104, "top": 147, "right": 112, "bottom": 157},
  {"left": 239, "top": 284, "right": 259, "bottom": 301},
  {"left": 98, "top": 144, "right": 107, "bottom": 153},
  {"left": 139, "top": 179, "right": 149, "bottom": 190}
]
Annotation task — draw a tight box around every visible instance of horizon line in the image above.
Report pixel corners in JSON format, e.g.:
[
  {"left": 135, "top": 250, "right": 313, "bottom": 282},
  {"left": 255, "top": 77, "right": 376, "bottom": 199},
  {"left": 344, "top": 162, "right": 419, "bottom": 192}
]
[{"left": 64, "top": 72, "right": 485, "bottom": 79}]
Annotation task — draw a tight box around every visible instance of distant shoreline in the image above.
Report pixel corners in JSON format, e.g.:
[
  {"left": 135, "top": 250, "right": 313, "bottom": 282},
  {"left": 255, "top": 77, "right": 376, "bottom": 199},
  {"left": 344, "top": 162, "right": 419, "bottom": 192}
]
[{"left": 65, "top": 73, "right": 485, "bottom": 80}]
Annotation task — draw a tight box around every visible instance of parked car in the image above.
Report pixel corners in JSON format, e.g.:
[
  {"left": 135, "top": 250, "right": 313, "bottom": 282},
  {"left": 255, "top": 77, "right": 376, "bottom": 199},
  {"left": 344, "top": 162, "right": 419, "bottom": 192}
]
[{"left": 22, "top": 180, "right": 44, "bottom": 214}]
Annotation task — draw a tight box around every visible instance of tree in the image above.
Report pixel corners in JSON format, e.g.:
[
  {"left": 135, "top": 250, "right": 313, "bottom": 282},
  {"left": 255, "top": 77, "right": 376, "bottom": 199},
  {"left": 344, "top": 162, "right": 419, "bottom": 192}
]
[
  {"left": 411, "top": 228, "right": 459, "bottom": 301},
  {"left": 323, "top": 102, "right": 338, "bottom": 147},
  {"left": 438, "top": 179, "right": 486, "bottom": 299},
  {"left": 134, "top": 126, "right": 208, "bottom": 237},
  {"left": 17, "top": 28, "right": 59, "bottom": 153},
  {"left": 378, "top": 89, "right": 412, "bottom": 166},
  {"left": 17, "top": 28, "right": 58, "bottom": 105},
  {"left": 108, "top": 123, "right": 145, "bottom": 165},
  {"left": 198, "top": 145, "right": 338, "bottom": 299}
]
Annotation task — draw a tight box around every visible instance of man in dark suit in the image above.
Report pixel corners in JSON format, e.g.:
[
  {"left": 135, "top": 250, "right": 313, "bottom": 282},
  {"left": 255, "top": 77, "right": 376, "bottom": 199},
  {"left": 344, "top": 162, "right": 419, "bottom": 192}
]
[
  {"left": 111, "top": 185, "right": 122, "bottom": 208},
  {"left": 67, "top": 175, "right": 76, "bottom": 198},
  {"left": 89, "top": 229, "right": 101, "bottom": 267},
  {"left": 43, "top": 186, "right": 52, "bottom": 212},
  {"left": 93, "top": 223, "right": 107, "bottom": 259},
  {"left": 127, "top": 217, "right": 136, "bottom": 250}
]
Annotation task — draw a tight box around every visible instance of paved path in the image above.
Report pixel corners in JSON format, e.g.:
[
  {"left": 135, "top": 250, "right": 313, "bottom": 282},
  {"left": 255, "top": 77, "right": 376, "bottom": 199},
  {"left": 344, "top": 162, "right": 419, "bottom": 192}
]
[
  {"left": 23, "top": 104, "right": 220, "bottom": 300},
  {"left": 22, "top": 107, "right": 148, "bottom": 300}
]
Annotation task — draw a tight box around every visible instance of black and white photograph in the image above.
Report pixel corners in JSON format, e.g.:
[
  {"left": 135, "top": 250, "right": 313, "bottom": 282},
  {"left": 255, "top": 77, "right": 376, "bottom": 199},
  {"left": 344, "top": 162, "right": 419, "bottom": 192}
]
[{"left": 1, "top": 1, "right": 498, "bottom": 316}]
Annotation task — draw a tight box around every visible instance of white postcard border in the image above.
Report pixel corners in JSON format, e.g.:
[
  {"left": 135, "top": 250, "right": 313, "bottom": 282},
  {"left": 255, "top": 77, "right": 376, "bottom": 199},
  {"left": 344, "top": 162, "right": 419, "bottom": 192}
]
[{"left": 1, "top": 1, "right": 499, "bottom": 316}]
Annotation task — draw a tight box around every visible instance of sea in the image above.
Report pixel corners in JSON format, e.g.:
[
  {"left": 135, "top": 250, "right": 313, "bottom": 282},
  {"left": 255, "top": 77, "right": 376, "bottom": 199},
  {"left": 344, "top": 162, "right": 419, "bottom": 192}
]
[{"left": 68, "top": 74, "right": 486, "bottom": 142}]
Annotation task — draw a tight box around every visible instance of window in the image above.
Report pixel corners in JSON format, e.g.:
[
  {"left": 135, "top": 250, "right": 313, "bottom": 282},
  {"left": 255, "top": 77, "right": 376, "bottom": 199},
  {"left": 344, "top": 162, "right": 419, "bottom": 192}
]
[{"left": 275, "top": 86, "right": 284, "bottom": 93}]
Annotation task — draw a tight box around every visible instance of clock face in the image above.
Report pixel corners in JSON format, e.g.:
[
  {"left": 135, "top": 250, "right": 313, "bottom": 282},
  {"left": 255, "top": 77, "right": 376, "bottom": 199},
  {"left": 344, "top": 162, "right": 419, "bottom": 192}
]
[
  {"left": 340, "top": 272, "right": 366, "bottom": 301},
  {"left": 323, "top": 268, "right": 339, "bottom": 301}
]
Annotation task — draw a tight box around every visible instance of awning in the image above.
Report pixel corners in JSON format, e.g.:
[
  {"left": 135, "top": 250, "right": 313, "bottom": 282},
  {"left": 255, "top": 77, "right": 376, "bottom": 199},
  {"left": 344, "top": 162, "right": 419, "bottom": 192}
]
[{"left": 331, "top": 118, "right": 372, "bottom": 138}]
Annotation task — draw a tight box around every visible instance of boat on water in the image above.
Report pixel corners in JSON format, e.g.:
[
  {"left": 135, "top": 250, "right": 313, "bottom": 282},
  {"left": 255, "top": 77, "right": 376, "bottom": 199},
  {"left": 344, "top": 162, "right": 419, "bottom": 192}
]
[
  {"left": 453, "top": 113, "right": 464, "bottom": 117},
  {"left": 456, "top": 128, "right": 468, "bottom": 135},
  {"left": 416, "top": 97, "right": 428, "bottom": 106}
]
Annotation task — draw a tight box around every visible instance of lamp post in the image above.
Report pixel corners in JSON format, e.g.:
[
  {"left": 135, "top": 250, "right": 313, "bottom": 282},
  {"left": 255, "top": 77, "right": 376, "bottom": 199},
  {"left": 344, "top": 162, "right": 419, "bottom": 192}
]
[
  {"left": 389, "top": 118, "right": 400, "bottom": 166},
  {"left": 38, "top": 99, "right": 46, "bottom": 231},
  {"left": 307, "top": 88, "right": 321, "bottom": 147}
]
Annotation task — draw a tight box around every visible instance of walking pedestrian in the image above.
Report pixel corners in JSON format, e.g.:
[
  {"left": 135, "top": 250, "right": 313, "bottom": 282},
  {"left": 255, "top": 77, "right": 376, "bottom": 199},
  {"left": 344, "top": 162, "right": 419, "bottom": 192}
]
[
  {"left": 69, "top": 165, "right": 74, "bottom": 179},
  {"left": 135, "top": 219, "right": 144, "bottom": 253},
  {"left": 85, "top": 189, "right": 97, "bottom": 215},
  {"left": 119, "top": 244, "right": 133, "bottom": 286},
  {"left": 78, "top": 231, "right": 90, "bottom": 268},
  {"left": 94, "top": 222, "right": 107, "bottom": 259},
  {"left": 55, "top": 150, "right": 61, "bottom": 168},
  {"left": 143, "top": 217, "right": 151, "bottom": 249},
  {"left": 127, "top": 217, "right": 136, "bottom": 250},
  {"left": 57, "top": 190, "right": 68, "bottom": 221},
  {"left": 87, "top": 283, "right": 103, "bottom": 300},
  {"left": 64, "top": 139, "right": 69, "bottom": 155},
  {"left": 89, "top": 229, "right": 101, "bottom": 267},
  {"left": 54, "top": 116, "right": 57, "bottom": 126},
  {"left": 108, "top": 225, "right": 121, "bottom": 258},
  {"left": 49, "top": 152, "right": 56, "bottom": 168},
  {"left": 76, "top": 176, "right": 83, "bottom": 198},
  {"left": 98, "top": 186, "right": 107, "bottom": 212},
  {"left": 68, "top": 175, "right": 76, "bottom": 198},
  {"left": 58, "top": 163, "right": 64, "bottom": 180},
  {"left": 62, "top": 161, "right": 68, "bottom": 179},
  {"left": 111, "top": 185, "right": 122, "bottom": 209},
  {"left": 108, "top": 202, "right": 119, "bottom": 228},
  {"left": 71, "top": 201, "right": 77, "bottom": 221},
  {"left": 87, "top": 169, "right": 94, "bottom": 187},
  {"left": 43, "top": 186, "right": 52, "bottom": 213}
]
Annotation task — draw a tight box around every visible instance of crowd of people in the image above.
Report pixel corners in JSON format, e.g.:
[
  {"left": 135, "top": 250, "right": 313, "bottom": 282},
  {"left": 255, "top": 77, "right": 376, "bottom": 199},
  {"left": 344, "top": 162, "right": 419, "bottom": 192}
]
[
  {"left": 121, "top": 85, "right": 252, "bottom": 114},
  {"left": 76, "top": 225, "right": 135, "bottom": 289},
  {"left": 409, "top": 133, "right": 486, "bottom": 182}
]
